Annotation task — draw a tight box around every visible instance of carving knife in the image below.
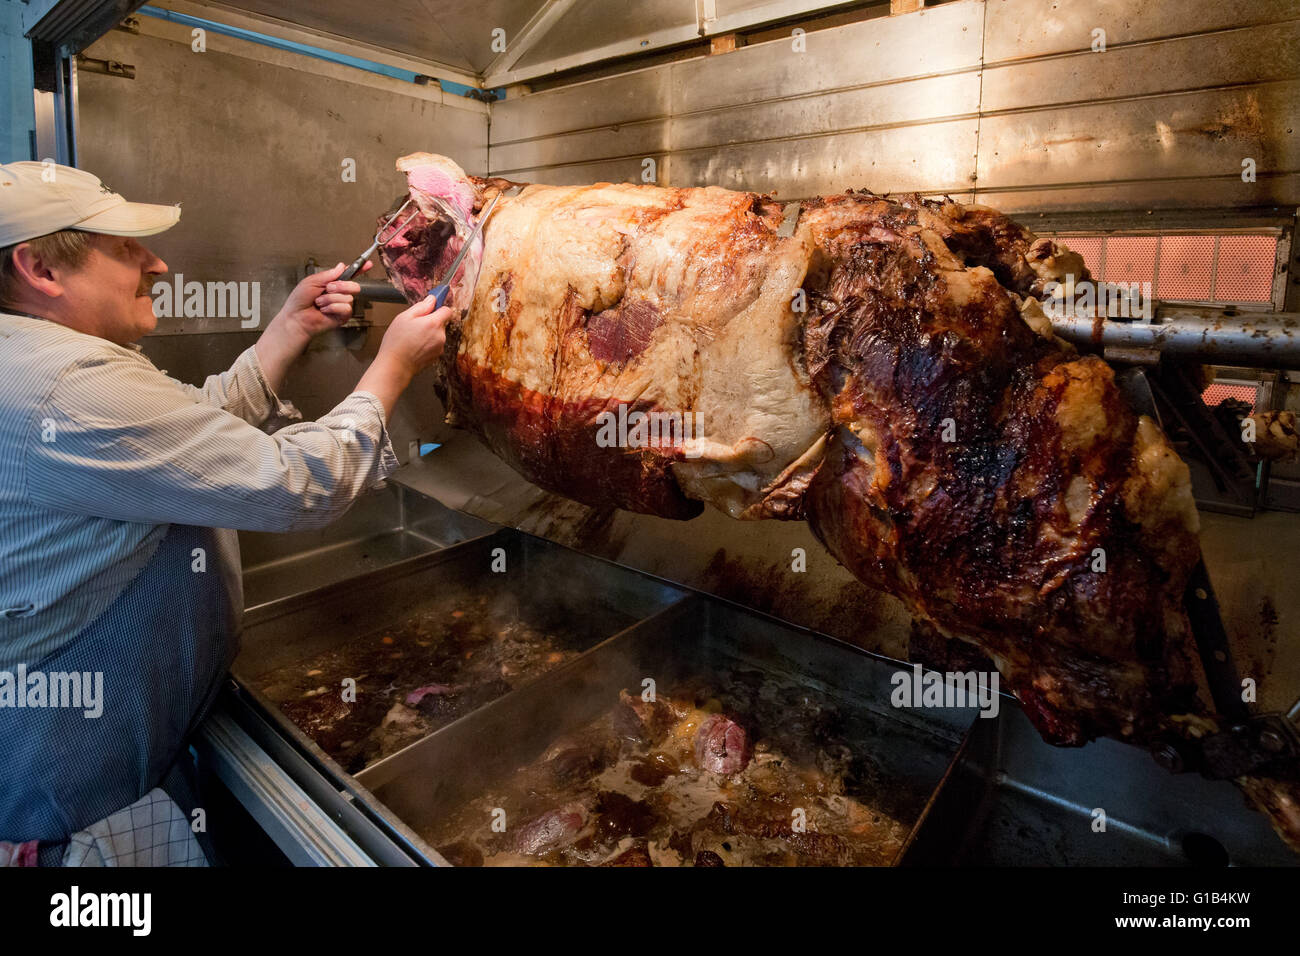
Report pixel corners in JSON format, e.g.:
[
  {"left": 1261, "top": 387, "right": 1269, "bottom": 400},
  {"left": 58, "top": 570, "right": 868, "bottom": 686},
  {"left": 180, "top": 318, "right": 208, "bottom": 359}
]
[{"left": 426, "top": 192, "right": 500, "bottom": 309}]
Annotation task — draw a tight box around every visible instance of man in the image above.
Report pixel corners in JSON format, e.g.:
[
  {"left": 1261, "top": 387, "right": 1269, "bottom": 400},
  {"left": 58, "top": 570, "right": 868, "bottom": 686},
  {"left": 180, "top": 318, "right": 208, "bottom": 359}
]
[{"left": 0, "top": 161, "right": 451, "bottom": 865}]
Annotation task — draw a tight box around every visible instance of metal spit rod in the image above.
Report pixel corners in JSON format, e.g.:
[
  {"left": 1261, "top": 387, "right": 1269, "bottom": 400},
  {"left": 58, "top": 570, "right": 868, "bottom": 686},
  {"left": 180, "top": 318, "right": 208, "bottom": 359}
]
[
  {"left": 1049, "top": 309, "right": 1300, "bottom": 369},
  {"left": 355, "top": 275, "right": 1299, "bottom": 369}
]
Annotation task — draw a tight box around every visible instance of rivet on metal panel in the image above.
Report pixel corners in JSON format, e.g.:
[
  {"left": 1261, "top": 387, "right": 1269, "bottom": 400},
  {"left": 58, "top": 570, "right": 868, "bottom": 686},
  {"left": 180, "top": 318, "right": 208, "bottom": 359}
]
[{"left": 1150, "top": 740, "right": 1186, "bottom": 774}]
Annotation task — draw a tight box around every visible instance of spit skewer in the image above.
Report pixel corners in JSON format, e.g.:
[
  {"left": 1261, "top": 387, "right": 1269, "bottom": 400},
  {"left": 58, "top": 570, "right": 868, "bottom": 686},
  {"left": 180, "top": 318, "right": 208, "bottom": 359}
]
[{"left": 1049, "top": 309, "right": 1300, "bottom": 369}]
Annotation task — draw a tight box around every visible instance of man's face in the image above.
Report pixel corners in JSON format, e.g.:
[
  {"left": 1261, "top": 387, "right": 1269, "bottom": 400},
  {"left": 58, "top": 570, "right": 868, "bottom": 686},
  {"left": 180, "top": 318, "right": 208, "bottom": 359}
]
[{"left": 58, "top": 235, "right": 167, "bottom": 345}]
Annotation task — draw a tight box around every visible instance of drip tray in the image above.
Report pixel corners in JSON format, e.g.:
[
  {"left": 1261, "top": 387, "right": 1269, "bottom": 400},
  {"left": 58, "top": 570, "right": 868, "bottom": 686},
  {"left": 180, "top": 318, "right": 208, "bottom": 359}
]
[
  {"left": 226, "top": 524, "right": 1296, "bottom": 866},
  {"left": 233, "top": 529, "right": 685, "bottom": 778},
  {"left": 356, "top": 596, "right": 977, "bottom": 866}
]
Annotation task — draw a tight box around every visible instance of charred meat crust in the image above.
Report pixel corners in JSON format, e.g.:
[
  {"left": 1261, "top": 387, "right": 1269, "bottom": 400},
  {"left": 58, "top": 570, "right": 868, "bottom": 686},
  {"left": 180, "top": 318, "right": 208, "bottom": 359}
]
[{"left": 799, "top": 228, "right": 1197, "bottom": 743}]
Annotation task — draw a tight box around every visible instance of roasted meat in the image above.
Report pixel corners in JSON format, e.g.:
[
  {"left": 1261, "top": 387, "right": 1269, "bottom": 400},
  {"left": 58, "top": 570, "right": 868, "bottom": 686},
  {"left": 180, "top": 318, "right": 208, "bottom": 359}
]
[
  {"left": 694, "top": 714, "right": 752, "bottom": 774},
  {"left": 381, "top": 153, "right": 1297, "bottom": 850},
  {"left": 513, "top": 803, "right": 589, "bottom": 856},
  {"left": 429, "top": 677, "right": 914, "bottom": 867}
]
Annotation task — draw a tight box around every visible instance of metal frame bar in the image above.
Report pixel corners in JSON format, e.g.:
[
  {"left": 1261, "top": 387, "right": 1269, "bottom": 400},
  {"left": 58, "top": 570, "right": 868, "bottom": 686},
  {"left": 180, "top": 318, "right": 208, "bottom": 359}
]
[
  {"left": 31, "top": 42, "right": 79, "bottom": 165},
  {"left": 165, "top": 0, "right": 481, "bottom": 88},
  {"left": 1272, "top": 227, "right": 1293, "bottom": 313},
  {"left": 1262, "top": 212, "right": 1299, "bottom": 512},
  {"left": 483, "top": 0, "right": 866, "bottom": 88},
  {"left": 481, "top": 0, "right": 579, "bottom": 84},
  {"left": 1209, "top": 235, "right": 1220, "bottom": 306},
  {"left": 32, "top": 89, "right": 58, "bottom": 163},
  {"left": 195, "top": 706, "right": 380, "bottom": 866},
  {"left": 1151, "top": 233, "right": 1161, "bottom": 304},
  {"left": 21, "top": 0, "right": 147, "bottom": 53},
  {"left": 58, "top": 52, "right": 79, "bottom": 165}
]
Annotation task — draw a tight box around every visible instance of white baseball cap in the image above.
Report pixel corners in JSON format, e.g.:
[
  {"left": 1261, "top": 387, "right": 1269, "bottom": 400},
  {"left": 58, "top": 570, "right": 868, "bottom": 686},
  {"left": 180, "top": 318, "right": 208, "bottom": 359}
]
[{"left": 0, "top": 161, "right": 180, "bottom": 247}]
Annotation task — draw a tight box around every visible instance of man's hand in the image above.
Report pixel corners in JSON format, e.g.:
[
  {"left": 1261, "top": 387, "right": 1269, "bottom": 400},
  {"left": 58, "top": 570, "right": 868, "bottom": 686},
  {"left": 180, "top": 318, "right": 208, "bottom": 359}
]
[
  {"left": 375, "top": 295, "right": 451, "bottom": 379},
  {"left": 356, "top": 297, "right": 454, "bottom": 419},
  {"left": 256, "top": 261, "right": 374, "bottom": 392},
  {"left": 275, "top": 260, "right": 373, "bottom": 338}
]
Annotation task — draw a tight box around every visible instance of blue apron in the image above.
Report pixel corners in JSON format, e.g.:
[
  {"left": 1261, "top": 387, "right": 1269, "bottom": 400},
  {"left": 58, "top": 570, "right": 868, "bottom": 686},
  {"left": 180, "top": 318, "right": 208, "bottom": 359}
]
[{"left": 0, "top": 523, "right": 241, "bottom": 865}]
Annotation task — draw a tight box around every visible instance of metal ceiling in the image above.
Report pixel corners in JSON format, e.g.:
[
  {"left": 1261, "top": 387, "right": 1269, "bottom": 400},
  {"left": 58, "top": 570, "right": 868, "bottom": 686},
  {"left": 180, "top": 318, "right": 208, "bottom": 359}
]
[
  {"left": 200, "top": 0, "right": 542, "bottom": 74},
  {"left": 188, "top": 0, "right": 869, "bottom": 88}
]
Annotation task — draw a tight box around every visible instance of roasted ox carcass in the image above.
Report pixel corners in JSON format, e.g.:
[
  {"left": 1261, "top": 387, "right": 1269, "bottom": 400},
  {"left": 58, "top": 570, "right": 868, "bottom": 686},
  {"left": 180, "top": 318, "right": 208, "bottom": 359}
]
[{"left": 380, "top": 153, "right": 1299, "bottom": 850}]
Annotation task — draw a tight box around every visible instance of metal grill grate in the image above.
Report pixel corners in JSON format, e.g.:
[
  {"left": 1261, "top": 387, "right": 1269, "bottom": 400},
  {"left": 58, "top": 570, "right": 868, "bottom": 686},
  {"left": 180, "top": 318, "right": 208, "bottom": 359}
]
[
  {"left": 1059, "top": 236, "right": 1103, "bottom": 278},
  {"left": 1201, "top": 382, "right": 1260, "bottom": 411},
  {"left": 1050, "top": 233, "right": 1279, "bottom": 307},
  {"left": 1214, "top": 236, "right": 1276, "bottom": 303},
  {"left": 1156, "top": 236, "right": 1215, "bottom": 300},
  {"left": 1102, "top": 236, "right": 1159, "bottom": 287}
]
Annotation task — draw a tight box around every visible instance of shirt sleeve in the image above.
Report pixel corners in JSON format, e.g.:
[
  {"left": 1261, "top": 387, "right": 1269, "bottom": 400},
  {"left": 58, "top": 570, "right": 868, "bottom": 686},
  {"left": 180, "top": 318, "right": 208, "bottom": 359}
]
[
  {"left": 166, "top": 345, "right": 293, "bottom": 428},
  {"left": 23, "top": 349, "right": 400, "bottom": 533}
]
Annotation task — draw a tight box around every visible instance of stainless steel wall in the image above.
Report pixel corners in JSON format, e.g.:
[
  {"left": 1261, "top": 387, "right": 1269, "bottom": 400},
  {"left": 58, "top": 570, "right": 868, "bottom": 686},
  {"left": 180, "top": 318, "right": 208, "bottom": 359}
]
[
  {"left": 488, "top": 0, "right": 1300, "bottom": 214},
  {"left": 75, "top": 16, "right": 488, "bottom": 452}
]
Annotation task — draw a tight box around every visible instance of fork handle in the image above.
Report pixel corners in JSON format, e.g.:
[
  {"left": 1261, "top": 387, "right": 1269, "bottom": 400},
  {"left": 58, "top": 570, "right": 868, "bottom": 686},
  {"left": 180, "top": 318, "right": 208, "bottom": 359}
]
[{"left": 339, "top": 252, "right": 371, "bottom": 282}]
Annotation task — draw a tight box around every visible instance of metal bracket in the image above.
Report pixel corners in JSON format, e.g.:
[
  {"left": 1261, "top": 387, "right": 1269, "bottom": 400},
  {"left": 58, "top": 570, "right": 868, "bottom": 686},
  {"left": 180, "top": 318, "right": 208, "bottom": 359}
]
[
  {"left": 1149, "top": 562, "right": 1300, "bottom": 780},
  {"left": 1150, "top": 714, "right": 1300, "bottom": 781},
  {"left": 75, "top": 54, "right": 135, "bottom": 79},
  {"left": 1185, "top": 560, "right": 1250, "bottom": 727},
  {"left": 1198, "top": 714, "right": 1300, "bottom": 780},
  {"left": 1155, "top": 712, "right": 1300, "bottom": 781}
]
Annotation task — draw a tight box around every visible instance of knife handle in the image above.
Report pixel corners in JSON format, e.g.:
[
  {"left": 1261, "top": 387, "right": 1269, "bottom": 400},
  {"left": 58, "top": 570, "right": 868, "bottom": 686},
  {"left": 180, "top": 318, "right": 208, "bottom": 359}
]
[{"left": 427, "top": 284, "right": 450, "bottom": 308}]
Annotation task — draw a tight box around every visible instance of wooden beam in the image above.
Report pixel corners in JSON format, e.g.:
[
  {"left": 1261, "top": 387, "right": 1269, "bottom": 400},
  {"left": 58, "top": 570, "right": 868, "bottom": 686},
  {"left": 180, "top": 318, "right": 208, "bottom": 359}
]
[{"left": 890, "top": 0, "right": 924, "bottom": 14}]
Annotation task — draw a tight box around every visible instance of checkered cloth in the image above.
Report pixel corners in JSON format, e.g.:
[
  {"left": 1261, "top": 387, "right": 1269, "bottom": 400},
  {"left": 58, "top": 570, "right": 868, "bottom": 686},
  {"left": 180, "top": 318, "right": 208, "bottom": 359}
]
[{"left": 61, "top": 789, "right": 206, "bottom": 867}]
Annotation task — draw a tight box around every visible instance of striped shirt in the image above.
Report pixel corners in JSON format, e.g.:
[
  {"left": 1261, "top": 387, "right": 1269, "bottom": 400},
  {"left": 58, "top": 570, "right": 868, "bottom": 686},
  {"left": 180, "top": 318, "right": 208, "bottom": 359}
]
[{"left": 0, "top": 311, "right": 400, "bottom": 671}]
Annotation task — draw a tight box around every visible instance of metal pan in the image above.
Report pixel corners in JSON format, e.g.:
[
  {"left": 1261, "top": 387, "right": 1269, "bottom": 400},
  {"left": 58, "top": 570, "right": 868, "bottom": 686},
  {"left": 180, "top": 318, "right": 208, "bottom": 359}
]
[
  {"left": 231, "top": 529, "right": 688, "bottom": 852},
  {"left": 356, "top": 595, "right": 979, "bottom": 865}
]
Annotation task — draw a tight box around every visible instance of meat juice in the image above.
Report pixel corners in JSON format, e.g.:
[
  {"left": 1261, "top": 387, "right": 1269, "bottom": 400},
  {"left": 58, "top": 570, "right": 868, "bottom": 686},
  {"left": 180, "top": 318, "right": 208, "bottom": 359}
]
[
  {"left": 426, "top": 665, "right": 921, "bottom": 867},
  {"left": 255, "top": 588, "right": 637, "bottom": 774}
]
